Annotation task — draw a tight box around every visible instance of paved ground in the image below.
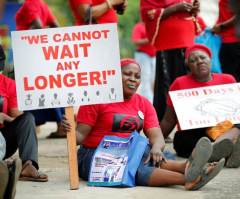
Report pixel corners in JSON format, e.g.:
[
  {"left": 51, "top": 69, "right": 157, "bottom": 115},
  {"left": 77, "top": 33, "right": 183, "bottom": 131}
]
[{"left": 15, "top": 122, "right": 240, "bottom": 199}]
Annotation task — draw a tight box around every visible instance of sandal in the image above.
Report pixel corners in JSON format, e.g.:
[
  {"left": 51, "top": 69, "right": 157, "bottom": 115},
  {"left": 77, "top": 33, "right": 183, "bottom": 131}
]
[
  {"left": 185, "top": 137, "right": 212, "bottom": 182},
  {"left": 0, "top": 161, "right": 9, "bottom": 199},
  {"left": 209, "top": 139, "right": 233, "bottom": 162},
  {"left": 19, "top": 160, "right": 48, "bottom": 182},
  {"left": 5, "top": 158, "right": 22, "bottom": 199},
  {"left": 46, "top": 132, "right": 66, "bottom": 139},
  {"left": 225, "top": 135, "right": 240, "bottom": 168},
  {"left": 186, "top": 158, "right": 225, "bottom": 190}
]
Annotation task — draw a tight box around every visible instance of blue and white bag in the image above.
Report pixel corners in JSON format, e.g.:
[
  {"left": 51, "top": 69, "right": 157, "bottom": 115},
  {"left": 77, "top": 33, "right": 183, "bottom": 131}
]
[{"left": 88, "top": 131, "right": 148, "bottom": 187}]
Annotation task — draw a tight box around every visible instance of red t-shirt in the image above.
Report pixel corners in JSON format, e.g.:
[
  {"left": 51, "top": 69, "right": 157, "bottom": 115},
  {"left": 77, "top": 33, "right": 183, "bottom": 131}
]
[
  {"left": 131, "top": 22, "right": 156, "bottom": 57},
  {"left": 216, "top": 0, "right": 239, "bottom": 43},
  {"left": 77, "top": 94, "right": 160, "bottom": 148},
  {"left": 140, "top": 0, "right": 195, "bottom": 50},
  {"left": 167, "top": 73, "right": 236, "bottom": 108},
  {"left": 15, "top": 0, "right": 57, "bottom": 30},
  {"left": 69, "top": 0, "right": 118, "bottom": 25},
  {"left": 0, "top": 74, "right": 18, "bottom": 115},
  {"left": 195, "top": 16, "right": 207, "bottom": 35},
  {"left": 154, "top": 15, "right": 195, "bottom": 50}
]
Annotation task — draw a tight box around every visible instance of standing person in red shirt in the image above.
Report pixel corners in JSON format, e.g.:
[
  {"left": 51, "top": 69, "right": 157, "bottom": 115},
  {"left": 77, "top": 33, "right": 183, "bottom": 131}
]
[
  {"left": 211, "top": 0, "right": 240, "bottom": 81},
  {"left": 15, "top": 0, "right": 58, "bottom": 30},
  {"left": 68, "top": 0, "right": 127, "bottom": 25},
  {"left": 140, "top": 0, "right": 200, "bottom": 124},
  {"left": 15, "top": 0, "right": 66, "bottom": 139},
  {"left": 131, "top": 20, "right": 156, "bottom": 103}
]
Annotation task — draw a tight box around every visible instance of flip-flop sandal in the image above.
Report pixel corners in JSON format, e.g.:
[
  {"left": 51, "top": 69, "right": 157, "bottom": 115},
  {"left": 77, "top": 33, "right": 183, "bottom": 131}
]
[
  {"left": 19, "top": 160, "right": 48, "bottom": 182},
  {"left": 46, "top": 132, "right": 66, "bottom": 139},
  {"left": 209, "top": 139, "right": 233, "bottom": 162},
  {"left": 0, "top": 161, "right": 9, "bottom": 199},
  {"left": 189, "top": 158, "right": 225, "bottom": 191},
  {"left": 19, "top": 171, "right": 48, "bottom": 182},
  {"left": 225, "top": 135, "right": 240, "bottom": 168},
  {"left": 5, "top": 158, "right": 22, "bottom": 199},
  {"left": 185, "top": 137, "right": 213, "bottom": 182}
]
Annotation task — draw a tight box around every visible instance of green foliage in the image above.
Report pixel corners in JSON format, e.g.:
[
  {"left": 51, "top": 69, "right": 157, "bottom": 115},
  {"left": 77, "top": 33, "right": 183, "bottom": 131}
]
[
  {"left": 45, "top": 0, "right": 74, "bottom": 26},
  {"left": 118, "top": 0, "right": 140, "bottom": 58},
  {"left": 45, "top": 0, "right": 140, "bottom": 57}
]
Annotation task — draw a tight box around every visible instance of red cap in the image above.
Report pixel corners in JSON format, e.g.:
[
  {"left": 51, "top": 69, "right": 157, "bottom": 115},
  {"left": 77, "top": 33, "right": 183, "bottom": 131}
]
[
  {"left": 185, "top": 44, "right": 212, "bottom": 61},
  {"left": 120, "top": 58, "right": 141, "bottom": 69}
]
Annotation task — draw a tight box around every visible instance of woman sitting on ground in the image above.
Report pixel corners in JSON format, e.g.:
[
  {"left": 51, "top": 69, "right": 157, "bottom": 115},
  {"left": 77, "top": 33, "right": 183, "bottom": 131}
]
[
  {"left": 62, "top": 58, "right": 224, "bottom": 190},
  {"left": 161, "top": 44, "right": 240, "bottom": 168}
]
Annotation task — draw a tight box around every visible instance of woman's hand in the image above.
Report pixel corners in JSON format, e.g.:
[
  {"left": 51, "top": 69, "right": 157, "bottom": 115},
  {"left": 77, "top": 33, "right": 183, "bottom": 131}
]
[
  {"left": 0, "top": 112, "right": 14, "bottom": 125},
  {"left": 191, "top": 0, "right": 200, "bottom": 15},
  {"left": 111, "top": 0, "right": 125, "bottom": 7},
  {"left": 211, "top": 24, "right": 222, "bottom": 34},
  {"left": 174, "top": 2, "right": 193, "bottom": 13},
  {"left": 144, "top": 144, "right": 165, "bottom": 167},
  {"left": 60, "top": 115, "right": 72, "bottom": 134},
  {"left": 144, "top": 127, "right": 166, "bottom": 167}
]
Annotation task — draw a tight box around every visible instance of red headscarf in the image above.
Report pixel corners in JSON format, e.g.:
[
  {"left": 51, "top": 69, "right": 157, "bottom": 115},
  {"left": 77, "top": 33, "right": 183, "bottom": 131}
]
[
  {"left": 120, "top": 58, "right": 141, "bottom": 69},
  {"left": 185, "top": 44, "right": 212, "bottom": 61}
]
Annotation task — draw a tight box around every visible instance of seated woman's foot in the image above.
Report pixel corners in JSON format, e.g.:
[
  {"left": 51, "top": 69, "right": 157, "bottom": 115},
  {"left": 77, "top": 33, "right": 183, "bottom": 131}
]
[
  {"left": 225, "top": 135, "right": 240, "bottom": 168},
  {"left": 209, "top": 139, "right": 233, "bottom": 162},
  {"left": 185, "top": 158, "right": 225, "bottom": 190},
  {"left": 19, "top": 160, "right": 48, "bottom": 182},
  {"left": 185, "top": 137, "right": 212, "bottom": 182}
]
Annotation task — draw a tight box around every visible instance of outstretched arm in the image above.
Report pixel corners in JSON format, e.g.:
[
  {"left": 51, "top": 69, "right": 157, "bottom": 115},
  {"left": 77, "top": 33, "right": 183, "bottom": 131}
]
[
  {"left": 61, "top": 115, "right": 92, "bottom": 145},
  {"left": 144, "top": 127, "right": 165, "bottom": 167},
  {"left": 160, "top": 106, "right": 177, "bottom": 139},
  {"left": 161, "top": 1, "right": 197, "bottom": 20},
  {"left": 75, "top": 123, "right": 92, "bottom": 145},
  {"left": 212, "top": 16, "right": 236, "bottom": 34}
]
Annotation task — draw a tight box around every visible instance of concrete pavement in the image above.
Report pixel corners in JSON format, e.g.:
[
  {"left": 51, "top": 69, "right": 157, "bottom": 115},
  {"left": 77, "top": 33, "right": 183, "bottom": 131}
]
[{"left": 15, "top": 122, "right": 240, "bottom": 199}]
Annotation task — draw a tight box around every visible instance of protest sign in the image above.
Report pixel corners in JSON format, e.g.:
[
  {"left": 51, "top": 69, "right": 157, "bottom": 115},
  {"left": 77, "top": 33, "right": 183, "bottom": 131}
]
[
  {"left": 11, "top": 23, "right": 123, "bottom": 111},
  {"left": 169, "top": 83, "right": 240, "bottom": 130}
]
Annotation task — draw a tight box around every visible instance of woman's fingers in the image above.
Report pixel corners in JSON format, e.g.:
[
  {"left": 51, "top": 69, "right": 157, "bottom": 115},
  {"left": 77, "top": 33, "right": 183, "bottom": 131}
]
[
  {"left": 61, "top": 115, "right": 72, "bottom": 132},
  {"left": 144, "top": 154, "right": 151, "bottom": 164},
  {"left": 144, "top": 151, "right": 165, "bottom": 167}
]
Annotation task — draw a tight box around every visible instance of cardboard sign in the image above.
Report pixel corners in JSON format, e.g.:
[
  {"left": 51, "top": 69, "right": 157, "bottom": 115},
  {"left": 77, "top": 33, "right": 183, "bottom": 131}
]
[
  {"left": 169, "top": 83, "right": 240, "bottom": 130},
  {"left": 11, "top": 23, "right": 123, "bottom": 110}
]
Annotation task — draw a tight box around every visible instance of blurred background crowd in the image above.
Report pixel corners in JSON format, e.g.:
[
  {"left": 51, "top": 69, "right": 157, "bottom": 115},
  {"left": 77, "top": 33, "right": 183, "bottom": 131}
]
[{"left": 0, "top": 0, "right": 220, "bottom": 78}]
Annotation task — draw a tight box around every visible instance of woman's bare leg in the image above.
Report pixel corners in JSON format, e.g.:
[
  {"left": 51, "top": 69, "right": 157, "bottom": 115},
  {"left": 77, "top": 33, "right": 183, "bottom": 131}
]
[
  {"left": 160, "top": 160, "right": 187, "bottom": 174},
  {"left": 148, "top": 167, "right": 185, "bottom": 186}
]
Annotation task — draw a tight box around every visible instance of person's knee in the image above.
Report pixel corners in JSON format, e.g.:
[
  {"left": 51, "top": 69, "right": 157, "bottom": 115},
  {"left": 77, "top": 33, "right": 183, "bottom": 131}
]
[{"left": 20, "top": 112, "right": 35, "bottom": 125}]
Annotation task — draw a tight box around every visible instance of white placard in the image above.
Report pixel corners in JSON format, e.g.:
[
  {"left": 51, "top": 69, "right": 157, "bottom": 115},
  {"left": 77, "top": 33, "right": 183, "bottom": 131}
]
[
  {"left": 11, "top": 23, "right": 123, "bottom": 111},
  {"left": 169, "top": 83, "right": 240, "bottom": 130}
]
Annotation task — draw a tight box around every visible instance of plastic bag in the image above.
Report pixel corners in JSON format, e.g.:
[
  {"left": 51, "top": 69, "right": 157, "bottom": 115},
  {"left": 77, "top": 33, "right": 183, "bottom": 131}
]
[
  {"left": 88, "top": 131, "right": 148, "bottom": 187},
  {"left": 195, "top": 29, "right": 222, "bottom": 73}
]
